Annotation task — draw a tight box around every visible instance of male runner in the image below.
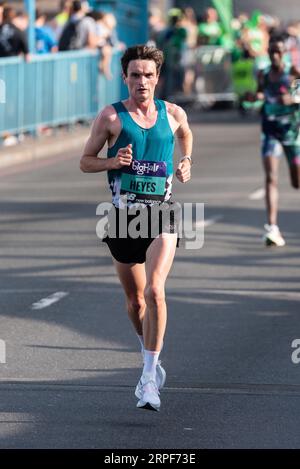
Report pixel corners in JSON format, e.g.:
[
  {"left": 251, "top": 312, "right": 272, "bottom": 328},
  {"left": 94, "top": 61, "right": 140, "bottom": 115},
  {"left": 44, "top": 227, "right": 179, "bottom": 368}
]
[
  {"left": 80, "top": 45, "right": 193, "bottom": 411},
  {"left": 256, "top": 37, "right": 300, "bottom": 246}
]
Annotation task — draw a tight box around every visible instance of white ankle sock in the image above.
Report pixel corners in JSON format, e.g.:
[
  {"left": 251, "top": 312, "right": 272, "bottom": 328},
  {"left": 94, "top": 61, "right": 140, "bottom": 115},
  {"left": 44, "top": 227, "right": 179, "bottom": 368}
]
[
  {"left": 137, "top": 334, "right": 164, "bottom": 363},
  {"left": 143, "top": 350, "right": 160, "bottom": 380}
]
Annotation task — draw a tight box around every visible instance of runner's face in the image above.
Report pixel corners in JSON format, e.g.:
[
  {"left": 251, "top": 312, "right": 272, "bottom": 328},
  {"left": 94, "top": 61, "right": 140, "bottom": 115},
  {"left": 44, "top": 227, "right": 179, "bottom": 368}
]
[
  {"left": 124, "top": 60, "right": 159, "bottom": 102},
  {"left": 269, "top": 42, "right": 285, "bottom": 68}
]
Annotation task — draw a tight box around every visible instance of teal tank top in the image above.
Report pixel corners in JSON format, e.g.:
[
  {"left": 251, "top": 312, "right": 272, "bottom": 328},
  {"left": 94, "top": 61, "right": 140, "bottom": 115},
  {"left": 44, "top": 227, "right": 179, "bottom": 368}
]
[{"left": 107, "top": 99, "right": 175, "bottom": 207}]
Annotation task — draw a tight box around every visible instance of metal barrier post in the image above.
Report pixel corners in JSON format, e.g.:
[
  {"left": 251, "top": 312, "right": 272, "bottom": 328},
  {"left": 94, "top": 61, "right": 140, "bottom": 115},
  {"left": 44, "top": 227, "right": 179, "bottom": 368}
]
[
  {"left": 194, "top": 46, "right": 236, "bottom": 107},
  {"left": 25, "top": 0, "right": 36, "bottom": 54}
]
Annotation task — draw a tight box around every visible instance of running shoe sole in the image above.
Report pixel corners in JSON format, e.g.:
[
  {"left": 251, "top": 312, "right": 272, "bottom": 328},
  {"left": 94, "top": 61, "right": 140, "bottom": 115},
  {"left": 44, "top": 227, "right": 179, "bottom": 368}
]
[
  {"left": 136, "top": 400, "right": 160, "bottom": 412},
  {"left": 264, "top": 236, "right": 286, "bottom": 247}
]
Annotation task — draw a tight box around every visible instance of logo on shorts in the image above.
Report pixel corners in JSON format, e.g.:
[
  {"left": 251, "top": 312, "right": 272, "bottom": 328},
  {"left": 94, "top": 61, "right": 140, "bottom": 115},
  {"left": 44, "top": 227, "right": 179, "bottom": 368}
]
[{"left": 126, "top": 193, "right": 136, "bottom": 201}]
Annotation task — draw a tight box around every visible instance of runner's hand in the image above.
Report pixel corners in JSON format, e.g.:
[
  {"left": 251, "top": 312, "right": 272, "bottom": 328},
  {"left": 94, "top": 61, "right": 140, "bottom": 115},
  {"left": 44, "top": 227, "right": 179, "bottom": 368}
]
[
  {"left": 113, "top": 144, "right": 133, "bottom": 169},
  {"left": 176, "top": 161, "right": 191, "bottom": 183},
  {"left": 280, "top": 94, "right": 295, "bottom": 106}
]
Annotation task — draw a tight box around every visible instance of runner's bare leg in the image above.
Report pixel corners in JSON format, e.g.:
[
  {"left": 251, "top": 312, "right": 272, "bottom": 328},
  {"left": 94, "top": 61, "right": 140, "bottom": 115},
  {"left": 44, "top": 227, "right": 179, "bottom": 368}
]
[
  {"left": 263, "top": 155, "right": 280, "bottom": 225},
  {"left": 113, "top": 260, "right": 146, "bottom": 336},
  {"left": 143, "top": 234, "right": 178, "bottom": 351}
]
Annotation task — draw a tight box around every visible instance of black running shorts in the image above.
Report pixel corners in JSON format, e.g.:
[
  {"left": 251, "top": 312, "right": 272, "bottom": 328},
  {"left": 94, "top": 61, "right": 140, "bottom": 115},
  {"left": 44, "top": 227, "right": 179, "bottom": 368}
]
[{"left": 102, "top": 203, "right": 180, "bottom": 264}]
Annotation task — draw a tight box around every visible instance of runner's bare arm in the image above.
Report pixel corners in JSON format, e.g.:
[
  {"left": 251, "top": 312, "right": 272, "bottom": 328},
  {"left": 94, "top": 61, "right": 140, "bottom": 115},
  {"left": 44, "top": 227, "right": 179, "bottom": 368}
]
[
  {"left": 280, "top": 67, "right": 300, "bottom": 105},
  {"left": 174, "top": 106, "right": 193, "bottom": 160},
  {"left": 167, "top": 104, "right": 193, "bottom": 183},
  {"left": 256, "top": 70, "right": 265, "bottom": 101},
  {"left": 80, "top": 107, "right": 132, "bottom": 172}
]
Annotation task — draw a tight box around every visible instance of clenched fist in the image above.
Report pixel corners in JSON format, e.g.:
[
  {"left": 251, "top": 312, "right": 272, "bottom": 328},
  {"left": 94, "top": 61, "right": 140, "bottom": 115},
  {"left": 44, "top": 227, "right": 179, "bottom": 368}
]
[
  {"left": 176, "top": 160, "right": 191, "bottom": 183},
  {"left": 112, "top": 144, "right": 133, "bottom": 169}
]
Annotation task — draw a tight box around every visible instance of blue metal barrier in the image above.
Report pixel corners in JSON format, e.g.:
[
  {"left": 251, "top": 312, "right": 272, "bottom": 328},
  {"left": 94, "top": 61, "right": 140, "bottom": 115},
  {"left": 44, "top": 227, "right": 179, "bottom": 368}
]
[
  {"left": 0, "top": 50, "right": 123, "bottom": 136},
  {"left": 0, "top": 0, "right": 148, "bottom": 137}
]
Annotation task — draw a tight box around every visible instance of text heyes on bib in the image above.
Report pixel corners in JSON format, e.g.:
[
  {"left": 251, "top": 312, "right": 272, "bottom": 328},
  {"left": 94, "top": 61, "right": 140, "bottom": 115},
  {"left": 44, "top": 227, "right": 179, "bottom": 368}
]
[{"left": 120, "top": 159, "right": 167, "bottom": 204}]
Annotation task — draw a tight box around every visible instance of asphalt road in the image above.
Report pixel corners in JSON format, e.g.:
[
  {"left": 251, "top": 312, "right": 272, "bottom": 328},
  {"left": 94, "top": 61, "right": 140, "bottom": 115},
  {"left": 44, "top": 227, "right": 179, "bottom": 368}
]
[{"left": 0, "top": 110, "right": 300, "bottom": 449}]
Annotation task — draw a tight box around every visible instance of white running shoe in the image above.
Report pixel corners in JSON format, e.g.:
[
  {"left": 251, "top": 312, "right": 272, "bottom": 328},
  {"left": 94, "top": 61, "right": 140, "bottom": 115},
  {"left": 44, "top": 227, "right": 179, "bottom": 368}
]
[
  {"left": 135, "top": 361, "right": 166, "bottom": 400},
  {"left": 263, "top": 224, "right": 286, "bottom": 247},
  {"left": 136, "top": 375, "right": 160, "bottom": 411}
]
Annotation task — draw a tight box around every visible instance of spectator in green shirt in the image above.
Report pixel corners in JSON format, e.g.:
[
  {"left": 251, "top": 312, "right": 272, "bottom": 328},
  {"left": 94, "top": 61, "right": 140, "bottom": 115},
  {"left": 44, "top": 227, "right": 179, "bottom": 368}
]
[{"left": 198, "top": 8, "right": 222, "bottom": 46}]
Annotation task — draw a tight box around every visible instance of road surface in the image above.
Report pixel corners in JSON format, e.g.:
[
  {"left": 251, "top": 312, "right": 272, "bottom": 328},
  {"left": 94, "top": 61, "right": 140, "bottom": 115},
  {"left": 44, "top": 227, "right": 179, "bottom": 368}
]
[{"left": 0, "top": 110, "right": 300, "bottom": 449}]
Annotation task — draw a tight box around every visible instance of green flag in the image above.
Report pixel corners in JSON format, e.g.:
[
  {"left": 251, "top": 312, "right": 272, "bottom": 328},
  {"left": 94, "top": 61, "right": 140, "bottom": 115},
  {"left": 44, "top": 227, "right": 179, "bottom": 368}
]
[{"left": 212, "top": 0, "right": 233, "bottom": 35}]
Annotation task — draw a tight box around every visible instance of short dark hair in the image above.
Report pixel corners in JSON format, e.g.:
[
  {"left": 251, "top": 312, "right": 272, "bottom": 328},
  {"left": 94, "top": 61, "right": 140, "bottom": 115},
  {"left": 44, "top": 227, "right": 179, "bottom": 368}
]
[
  {"left": 121, "top": 44, "right": 164, "bottom": 76},
  {"left": 35, "top": 9, "right": 45, "bottom": 20},
  {"left": 71, "top": 1, "right": 82, "bottom": 14},
  {"left": 3, "top": 6, "right": 16, "bottom": 23},
  {"left": 87, "top": 10, "right": 105, "bottom": 21},
  {"left": 269, "top": 33, "right": 285, "bottom": 45}
]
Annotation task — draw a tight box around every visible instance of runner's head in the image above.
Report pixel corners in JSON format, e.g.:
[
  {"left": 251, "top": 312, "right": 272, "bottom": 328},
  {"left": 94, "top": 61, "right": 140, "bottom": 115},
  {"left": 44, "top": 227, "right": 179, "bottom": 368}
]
[
  {"left": 268, "top": 37, "right": 285, "bottom": 69},
  {"left": 121, "top": 45, "right": 164, "bottom": 102},
  {"left": 71, "top": 1, "right": 83, "bottom": 14}
]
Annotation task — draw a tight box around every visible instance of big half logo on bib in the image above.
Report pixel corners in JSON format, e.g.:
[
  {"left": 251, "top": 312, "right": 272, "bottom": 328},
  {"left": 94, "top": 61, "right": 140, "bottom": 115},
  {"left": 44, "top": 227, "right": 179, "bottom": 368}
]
[{"left": 120, "top": 159, "right": 167, "bottom": 204}]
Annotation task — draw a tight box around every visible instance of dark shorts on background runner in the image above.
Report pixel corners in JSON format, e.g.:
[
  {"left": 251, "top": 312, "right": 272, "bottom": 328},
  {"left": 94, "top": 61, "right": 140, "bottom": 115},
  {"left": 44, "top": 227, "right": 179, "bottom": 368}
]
[
  {"left": 102, "top": 203, "right": 181, "bottom": 264},
  {"left": 261, "top": 131, "right": 300, "bottom": 164},
  {"left": 261, "top": 106, "right": 300, "bottom": 165}
]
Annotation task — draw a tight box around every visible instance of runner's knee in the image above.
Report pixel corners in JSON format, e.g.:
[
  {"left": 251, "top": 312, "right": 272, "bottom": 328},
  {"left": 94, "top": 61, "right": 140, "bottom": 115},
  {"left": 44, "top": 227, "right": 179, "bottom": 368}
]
[
  {"left": 265, "top": 172, "right": 278, "bottom": 186},
  {"left": 127, "top": 295, "right": 146, "bottom": 315},
  {"left": 144, "top": 284, "right": 165, "bottom": 308}
]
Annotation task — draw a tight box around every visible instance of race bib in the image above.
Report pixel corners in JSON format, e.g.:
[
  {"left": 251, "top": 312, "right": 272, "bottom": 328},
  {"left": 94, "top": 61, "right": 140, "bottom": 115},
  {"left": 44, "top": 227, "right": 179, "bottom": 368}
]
[{"left": 120, "top": 159, "right": 167, "bottom": 204}]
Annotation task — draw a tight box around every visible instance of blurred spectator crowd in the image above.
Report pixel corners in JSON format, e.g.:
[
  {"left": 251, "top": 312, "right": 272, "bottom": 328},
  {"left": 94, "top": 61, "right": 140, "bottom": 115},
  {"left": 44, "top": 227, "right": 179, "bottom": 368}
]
[
  {"left": 1, "top": 0, "right": 300, "bottom": 100},
  {"left": 0, "top": 0, "right": 125, "bottom": 78},
  {"left": 149, "top": 5, "right": 300, "bottom": 98}
]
